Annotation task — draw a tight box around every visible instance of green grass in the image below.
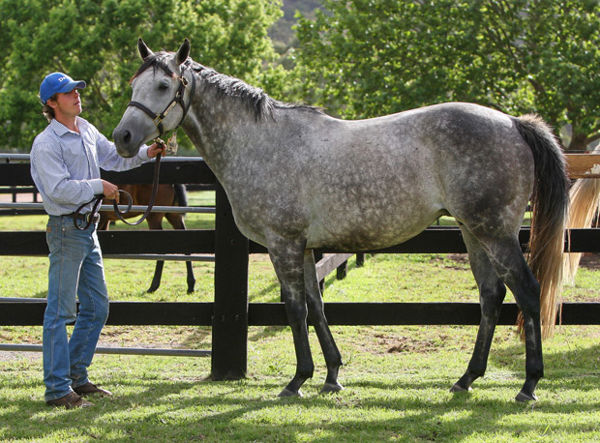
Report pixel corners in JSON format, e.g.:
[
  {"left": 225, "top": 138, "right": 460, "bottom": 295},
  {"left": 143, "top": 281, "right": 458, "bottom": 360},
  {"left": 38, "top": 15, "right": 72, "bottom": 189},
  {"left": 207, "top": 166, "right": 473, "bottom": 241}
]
[{"left": 1, "top": 201, "right": 600, "bottom": 442}]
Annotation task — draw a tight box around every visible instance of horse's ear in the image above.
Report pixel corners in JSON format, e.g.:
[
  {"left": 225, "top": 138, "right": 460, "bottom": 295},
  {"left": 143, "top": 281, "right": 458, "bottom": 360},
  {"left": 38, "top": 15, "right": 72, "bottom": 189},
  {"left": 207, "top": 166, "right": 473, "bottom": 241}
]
[
  {"left": 176, "top": 39, "right": 190, "bottom": 65},
  {"left": 138, "top": 38, "right": 153, "bottom": 60}
]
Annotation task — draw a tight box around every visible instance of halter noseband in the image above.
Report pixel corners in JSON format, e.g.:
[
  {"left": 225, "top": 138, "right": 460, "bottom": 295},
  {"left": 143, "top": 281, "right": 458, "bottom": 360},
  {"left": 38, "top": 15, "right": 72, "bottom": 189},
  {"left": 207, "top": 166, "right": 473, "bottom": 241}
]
[{"left": 127, "top": 61, "right": 195, "bottom": 138}]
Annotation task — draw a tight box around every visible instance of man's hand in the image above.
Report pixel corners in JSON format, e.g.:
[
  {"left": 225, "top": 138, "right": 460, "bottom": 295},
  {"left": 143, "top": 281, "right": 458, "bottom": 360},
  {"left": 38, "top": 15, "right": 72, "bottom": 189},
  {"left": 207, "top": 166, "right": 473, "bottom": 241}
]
[
  {"left": 147, "top": 141, "right": 166, "bottom": 158},
  {"left": 101, "top": 180, "right": 119, "bottom": 202}
]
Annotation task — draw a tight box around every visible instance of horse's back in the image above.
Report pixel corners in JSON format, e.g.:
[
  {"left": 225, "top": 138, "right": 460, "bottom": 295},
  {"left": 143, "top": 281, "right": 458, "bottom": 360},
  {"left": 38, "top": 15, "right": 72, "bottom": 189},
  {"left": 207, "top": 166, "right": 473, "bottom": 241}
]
[{"left": 300, "top": 103, "right": 534, "bottom": 249}]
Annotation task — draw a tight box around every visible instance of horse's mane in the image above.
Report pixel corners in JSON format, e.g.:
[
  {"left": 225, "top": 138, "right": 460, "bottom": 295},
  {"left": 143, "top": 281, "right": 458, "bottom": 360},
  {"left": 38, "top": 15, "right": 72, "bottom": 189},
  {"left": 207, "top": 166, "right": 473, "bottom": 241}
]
[
  {"left": 189, "top": 61, "right": 321, "bottom": 121},
  {"left": 129, "top": 52, "right": 321, "bottom": 121}
]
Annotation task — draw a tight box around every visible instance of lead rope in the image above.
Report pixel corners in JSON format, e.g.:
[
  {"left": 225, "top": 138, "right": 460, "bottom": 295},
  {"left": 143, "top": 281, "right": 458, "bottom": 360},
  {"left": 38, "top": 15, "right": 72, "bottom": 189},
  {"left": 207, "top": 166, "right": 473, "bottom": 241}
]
[
  {"left": 72, "top": 140, "right": 165, "bottom": 230},
  {"left": 72, "top": 194, "right": 105, "bottom": 230},
  {"left": 112, "top": 145, "right": 163, "bottom": 226}
]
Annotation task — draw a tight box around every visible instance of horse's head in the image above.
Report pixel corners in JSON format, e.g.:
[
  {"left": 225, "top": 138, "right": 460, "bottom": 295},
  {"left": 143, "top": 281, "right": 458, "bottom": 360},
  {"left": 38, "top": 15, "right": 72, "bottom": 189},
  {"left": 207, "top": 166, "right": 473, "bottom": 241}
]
[{"left": 113, "top": 39, "right": 191, "bottom": 158}]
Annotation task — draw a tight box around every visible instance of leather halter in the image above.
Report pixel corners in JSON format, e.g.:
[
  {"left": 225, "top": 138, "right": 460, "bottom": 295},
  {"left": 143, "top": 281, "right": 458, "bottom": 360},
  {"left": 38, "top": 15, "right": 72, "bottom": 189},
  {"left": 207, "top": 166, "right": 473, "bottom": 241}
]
[{"left": 127, "top": 62, "right": 195, "bottom": 138}]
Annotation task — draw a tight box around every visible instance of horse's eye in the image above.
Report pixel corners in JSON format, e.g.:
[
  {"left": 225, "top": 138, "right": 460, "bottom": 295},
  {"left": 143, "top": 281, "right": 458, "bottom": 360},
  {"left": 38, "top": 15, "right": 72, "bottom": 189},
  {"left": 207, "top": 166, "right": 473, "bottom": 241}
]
[{"left": 158, "top": 79, "right": 170, "bottom": 90}]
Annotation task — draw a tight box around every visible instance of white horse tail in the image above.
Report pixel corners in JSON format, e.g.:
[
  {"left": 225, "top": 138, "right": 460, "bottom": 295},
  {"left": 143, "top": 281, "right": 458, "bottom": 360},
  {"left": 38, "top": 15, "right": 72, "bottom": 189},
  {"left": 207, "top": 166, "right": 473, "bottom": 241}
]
[
  {"left": 514, "top": 114, "right": 569, "bottom": 339},
  {"left": 563, "top": 169, "right": 600, "bottom": 284}
]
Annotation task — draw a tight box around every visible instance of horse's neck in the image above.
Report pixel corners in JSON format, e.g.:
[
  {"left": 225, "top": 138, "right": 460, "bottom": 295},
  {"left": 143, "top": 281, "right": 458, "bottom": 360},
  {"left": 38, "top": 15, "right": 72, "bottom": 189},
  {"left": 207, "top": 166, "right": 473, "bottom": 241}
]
[{"left": 182, "top": 94, "right": 259, "bottom": 179}]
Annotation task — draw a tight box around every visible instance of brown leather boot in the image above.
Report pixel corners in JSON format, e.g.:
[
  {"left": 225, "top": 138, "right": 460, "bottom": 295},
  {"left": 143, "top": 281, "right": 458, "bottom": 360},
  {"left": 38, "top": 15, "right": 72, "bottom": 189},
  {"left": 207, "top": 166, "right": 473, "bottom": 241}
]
[
  {"left": 73, "top": 382, "right": 112, "bottom": 397},
  {"left": 46, "top": 392, "right": 93, "bottom": 409}
]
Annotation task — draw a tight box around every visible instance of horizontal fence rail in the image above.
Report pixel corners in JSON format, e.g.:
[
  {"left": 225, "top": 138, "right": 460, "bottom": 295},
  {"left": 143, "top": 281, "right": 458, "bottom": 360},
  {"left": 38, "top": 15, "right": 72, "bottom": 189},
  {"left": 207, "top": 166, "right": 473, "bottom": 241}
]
[
  {"left": 0, "top": 157, "right": 215, "bottom": 186},
  {"left": 1, "top": 227, "right": 600, "bottom": 256},
  {"left": 0, "top": 343, "right": 210, "bottom": 357},
  {"left": 102, "top": 254, "right": 215, "bottom": 262},
  {"left": 1, "top": 301, "right": 599, "bottom": 326}
]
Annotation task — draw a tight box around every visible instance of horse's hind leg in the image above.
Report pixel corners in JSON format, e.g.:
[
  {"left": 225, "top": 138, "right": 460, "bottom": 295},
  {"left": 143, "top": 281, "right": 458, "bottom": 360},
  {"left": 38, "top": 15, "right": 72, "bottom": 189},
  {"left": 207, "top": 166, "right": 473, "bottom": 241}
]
[
  {"left": 473, "top": 234, "right": 543, "bottom": 401},
  {"left": 148, "top": 260, "right": 164, "bottom": 293},
  {"left": 268, "top": 238, "right": 314, "bottom": 397},
  {"left": 451, "top": 228, "right": 506, "bottom": 393},
  {"left": 304, "top": 250, "right": 344, "bottom": 393}
]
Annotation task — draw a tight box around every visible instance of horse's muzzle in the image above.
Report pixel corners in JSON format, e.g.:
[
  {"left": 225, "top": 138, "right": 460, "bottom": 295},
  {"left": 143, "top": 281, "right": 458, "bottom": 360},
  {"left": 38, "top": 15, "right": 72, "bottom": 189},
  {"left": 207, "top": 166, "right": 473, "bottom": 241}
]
[{"left": 113, "top": 127, "right": 141, "bottom": 158}]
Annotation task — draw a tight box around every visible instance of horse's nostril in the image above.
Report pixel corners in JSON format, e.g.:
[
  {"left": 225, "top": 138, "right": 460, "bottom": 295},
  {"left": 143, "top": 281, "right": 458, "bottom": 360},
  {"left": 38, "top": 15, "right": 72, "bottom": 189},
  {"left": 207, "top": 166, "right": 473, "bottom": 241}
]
[{"left": 123, "top": 130, "right": 131, "bottom": 144}]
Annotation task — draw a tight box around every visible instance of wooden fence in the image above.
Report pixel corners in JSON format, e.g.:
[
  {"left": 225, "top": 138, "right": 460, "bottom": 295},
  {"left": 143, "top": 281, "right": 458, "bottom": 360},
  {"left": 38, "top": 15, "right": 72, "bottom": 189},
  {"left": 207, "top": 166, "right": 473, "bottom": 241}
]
[{"left": 1, "top": 156, "right": 600, "bottom": 380}]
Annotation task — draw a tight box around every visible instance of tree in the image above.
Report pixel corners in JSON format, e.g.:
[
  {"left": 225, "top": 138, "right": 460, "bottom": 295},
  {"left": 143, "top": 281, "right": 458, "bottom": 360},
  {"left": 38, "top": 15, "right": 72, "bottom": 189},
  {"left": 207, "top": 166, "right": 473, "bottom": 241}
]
[
  {"left": 0, "top": 0, "right": 282, "bottom": 151},
  {"left": 294, "top": 0, "right": 600, "bottom": 150}
]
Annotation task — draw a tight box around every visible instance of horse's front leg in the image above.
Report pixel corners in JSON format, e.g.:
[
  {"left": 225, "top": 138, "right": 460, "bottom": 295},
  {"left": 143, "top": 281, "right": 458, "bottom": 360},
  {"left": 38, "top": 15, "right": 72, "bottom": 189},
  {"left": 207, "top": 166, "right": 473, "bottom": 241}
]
[
  {"left": 268, "top": 239, "right": 314, "bottom": 397},
  {"left": 304, "top": 250, "right": 344, "bottom": 393}
]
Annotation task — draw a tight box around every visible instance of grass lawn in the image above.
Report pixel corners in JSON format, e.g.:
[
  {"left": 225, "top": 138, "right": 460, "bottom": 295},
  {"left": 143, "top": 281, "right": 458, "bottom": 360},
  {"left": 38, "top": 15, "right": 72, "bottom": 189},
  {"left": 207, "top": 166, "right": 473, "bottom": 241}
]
[{"left": 1, "top": 202, "right": 599, "bottom": 442}]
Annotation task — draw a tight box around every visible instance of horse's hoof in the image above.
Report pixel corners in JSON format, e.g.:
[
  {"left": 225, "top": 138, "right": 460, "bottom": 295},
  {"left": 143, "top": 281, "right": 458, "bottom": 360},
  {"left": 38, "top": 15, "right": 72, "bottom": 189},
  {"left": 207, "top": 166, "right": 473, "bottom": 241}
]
[
  {"left": 450, "top": 383, "right": 472, "bottom": 393},
  {"left": 278, "top": 388, "right": 303, "bottom": 398},
  {"left": 320, "top": 382, "right": 344, "bottom": 394},
  {"left": 515, "top": 390, "right": 538, "bottom": 402}
]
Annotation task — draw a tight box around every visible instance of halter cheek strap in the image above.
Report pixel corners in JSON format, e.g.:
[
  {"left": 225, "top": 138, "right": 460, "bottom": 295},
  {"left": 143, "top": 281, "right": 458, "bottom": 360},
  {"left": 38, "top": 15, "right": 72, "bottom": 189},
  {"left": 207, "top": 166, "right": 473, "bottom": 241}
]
[{"left": 127, "top": 64, "right": 195, "bottom": 138}]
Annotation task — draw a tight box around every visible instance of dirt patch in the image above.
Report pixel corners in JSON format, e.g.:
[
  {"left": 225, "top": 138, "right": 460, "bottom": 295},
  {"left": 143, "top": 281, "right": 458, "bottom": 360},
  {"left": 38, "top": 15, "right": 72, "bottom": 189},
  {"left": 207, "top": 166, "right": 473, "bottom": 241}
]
[
  {"left": 386, "top": 337, "right": 437, "bottom": 354},
  {"left": 370, "top": 331, "right": 474, "bottom": 355},
  {"left": 373, "top": 333, "right": 437, "bottom": 354},
  {"left": 579, "top": 253, "right": 600, "bottom": 270},
  {"left": 428, "top": 254, "right": 469, "bottom": 270}
]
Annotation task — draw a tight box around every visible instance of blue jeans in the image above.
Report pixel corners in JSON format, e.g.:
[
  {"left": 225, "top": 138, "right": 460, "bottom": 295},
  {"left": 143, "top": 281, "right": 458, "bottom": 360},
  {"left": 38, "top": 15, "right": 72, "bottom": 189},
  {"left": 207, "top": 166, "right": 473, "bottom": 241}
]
[{"left": 43, "top": 215, "right": 109, "bottom": 402}]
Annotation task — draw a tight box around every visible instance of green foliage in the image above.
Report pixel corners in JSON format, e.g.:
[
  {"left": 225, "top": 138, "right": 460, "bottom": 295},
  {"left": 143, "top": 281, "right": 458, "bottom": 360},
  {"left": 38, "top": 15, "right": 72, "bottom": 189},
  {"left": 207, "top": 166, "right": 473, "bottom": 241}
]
[
  {"left": 294, "top": 0, "right": 600, "bottom": 150},
  {"left": 0, "top": 0, "right": 283, "bottom": 151}
]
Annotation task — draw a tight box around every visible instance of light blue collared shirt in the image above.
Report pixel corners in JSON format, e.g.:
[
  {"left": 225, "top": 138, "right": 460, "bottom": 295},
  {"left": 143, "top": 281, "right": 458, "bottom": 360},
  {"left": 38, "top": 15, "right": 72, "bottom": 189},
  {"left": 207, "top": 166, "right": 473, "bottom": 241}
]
[{"left": 30, "top": 117, "right": 150, "bottom": 216}]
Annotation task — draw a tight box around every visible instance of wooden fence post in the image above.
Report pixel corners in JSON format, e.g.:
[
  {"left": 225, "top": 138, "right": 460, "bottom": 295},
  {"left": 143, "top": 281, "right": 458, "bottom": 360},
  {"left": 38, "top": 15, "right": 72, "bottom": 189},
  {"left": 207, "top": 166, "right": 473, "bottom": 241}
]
[{"left": 211, "top": 183, "right": 249, "bottom": 380}]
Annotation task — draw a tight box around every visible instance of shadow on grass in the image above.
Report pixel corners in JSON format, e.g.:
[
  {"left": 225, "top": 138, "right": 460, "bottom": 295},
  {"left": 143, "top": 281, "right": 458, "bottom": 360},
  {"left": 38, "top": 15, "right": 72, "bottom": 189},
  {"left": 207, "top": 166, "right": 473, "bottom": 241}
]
[
  {"left": 248, "top": 325, "right": 288, "bottom": 341},
  {"left": 4, "top": 374, "right": 600, "bottom": 442},
  {"left": 487, "top": 340, "right": 600, "bottom": 379},
  {"left": 2, "top": 364, "right": 596, "bottom": 430},
  {"left": 248, "top": 279, "right": 280, "bottom": 303}
]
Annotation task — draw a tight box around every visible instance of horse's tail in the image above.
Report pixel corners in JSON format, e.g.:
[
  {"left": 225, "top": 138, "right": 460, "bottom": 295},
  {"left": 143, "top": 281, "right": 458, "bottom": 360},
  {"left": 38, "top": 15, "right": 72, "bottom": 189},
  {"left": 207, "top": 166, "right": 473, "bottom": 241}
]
[
  {"left": 563, "top": 173, "right": 600, "bottom": 285},
  {"left": 173, "top": 184, "right": 188, "bottom": 208},
  {"left": 514, "top": 114, "right": 569, "bottom": 339}
]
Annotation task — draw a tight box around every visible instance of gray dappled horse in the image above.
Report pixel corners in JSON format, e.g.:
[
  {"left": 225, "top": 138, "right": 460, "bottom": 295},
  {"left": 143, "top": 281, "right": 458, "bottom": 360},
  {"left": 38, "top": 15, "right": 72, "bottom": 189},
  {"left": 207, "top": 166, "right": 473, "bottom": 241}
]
[{"left": 113, "top": 39, "right": 568, "bottom": 402}]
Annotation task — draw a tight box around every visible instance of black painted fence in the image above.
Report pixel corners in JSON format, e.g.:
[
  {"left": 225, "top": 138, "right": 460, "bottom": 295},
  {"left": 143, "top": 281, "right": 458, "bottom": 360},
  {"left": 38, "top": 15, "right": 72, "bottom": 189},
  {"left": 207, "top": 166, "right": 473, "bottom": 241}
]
[{"left": 1, "top": 158, "right": 600, "bottom": 380}]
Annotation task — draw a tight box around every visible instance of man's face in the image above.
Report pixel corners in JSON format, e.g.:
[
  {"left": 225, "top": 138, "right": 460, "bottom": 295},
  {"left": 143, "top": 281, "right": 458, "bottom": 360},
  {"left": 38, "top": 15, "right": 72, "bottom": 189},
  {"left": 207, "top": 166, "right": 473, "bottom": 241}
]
[{"left": 48, "top": 88, "right": 82, "bottom": 118}]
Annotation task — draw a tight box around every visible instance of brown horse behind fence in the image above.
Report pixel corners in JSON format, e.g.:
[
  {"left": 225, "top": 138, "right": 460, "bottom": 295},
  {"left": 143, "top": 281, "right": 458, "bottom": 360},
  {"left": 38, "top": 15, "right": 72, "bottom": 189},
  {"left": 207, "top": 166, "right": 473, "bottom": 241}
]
[{"left": 99, "top": 183, "right": 195, "bottom": 293}]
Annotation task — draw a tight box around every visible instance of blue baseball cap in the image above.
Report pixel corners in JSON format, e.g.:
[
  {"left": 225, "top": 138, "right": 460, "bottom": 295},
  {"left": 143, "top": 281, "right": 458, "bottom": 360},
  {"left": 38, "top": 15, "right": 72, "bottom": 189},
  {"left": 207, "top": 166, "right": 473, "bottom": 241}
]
[{"left": 39, "top": 72, "right": 86, "bottom": 104}]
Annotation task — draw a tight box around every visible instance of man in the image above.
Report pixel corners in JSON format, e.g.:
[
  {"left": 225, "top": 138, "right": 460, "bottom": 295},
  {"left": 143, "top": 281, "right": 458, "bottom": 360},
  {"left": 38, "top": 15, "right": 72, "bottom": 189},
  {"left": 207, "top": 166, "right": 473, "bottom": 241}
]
[{"left": 30, "top": 72, "right": 165, "bottom": 409}]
